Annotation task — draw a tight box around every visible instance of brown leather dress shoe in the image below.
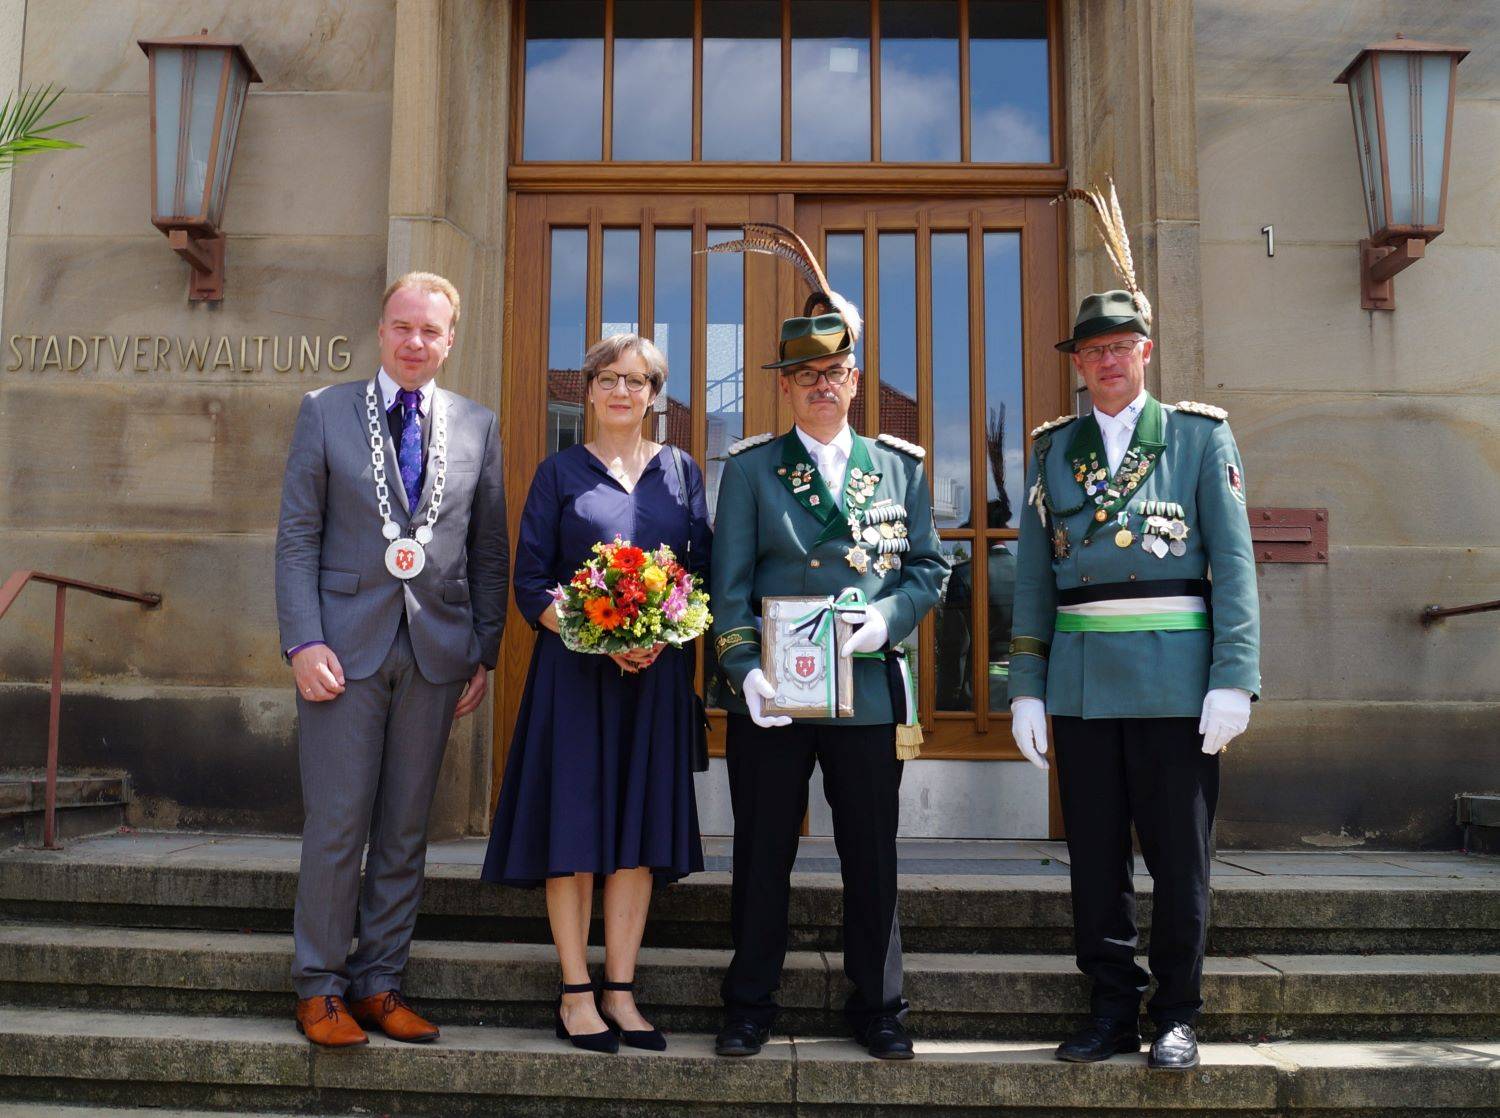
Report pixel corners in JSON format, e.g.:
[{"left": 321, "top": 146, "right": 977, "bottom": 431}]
[
  {"left": 349, "top": 990, "right": 441, "bottom": 1043},
  {"left": 296, "top": 995, "right": 368, "bottom": 1048}
]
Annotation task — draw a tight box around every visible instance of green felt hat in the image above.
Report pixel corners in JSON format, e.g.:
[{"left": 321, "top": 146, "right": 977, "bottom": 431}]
[
  {"left": 1055, "top": 290, "right": 1151, "bottom": 353},
  {"left": 763, "top": 310, "right": 856, "bottom": 370}
]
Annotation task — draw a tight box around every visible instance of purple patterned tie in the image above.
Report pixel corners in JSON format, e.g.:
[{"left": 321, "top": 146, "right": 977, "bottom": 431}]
[{"left": 396, "top": 388, "right": 423, "bottom": 512}]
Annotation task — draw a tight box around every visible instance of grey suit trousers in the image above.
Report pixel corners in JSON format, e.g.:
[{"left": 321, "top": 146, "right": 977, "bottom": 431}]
[{"left": 291, "top": 620, "right": 465, "bottom": 1000}]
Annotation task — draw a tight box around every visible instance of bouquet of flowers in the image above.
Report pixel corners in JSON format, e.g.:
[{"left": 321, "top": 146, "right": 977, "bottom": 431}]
[{"left": 550, "top": 537, "right": 711, "bottom": 655}]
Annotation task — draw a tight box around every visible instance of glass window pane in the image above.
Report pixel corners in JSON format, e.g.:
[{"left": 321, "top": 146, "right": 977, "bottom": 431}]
[
  {"left": 876, "top": 233, "right": 917, "bottom": 440},
  {"left": 703, "top": 0, "right": 783, "bottom": 161},
  {"left": 548, "top": 227, "right": 589, "bottom": 454},
  {"left": 985, "top": 537, "right": 1018, "bottom": 712},
  {"left": 792, "top": 1, "right": 871, "bottom": 162},
  {"left": 1417, "top": 55, "right": 1451, "bottom": 227},
  {"left": 602, "top": 228, "right": 640, "bottom": 337},
  {"left": 824, "top": 232, "right": 865, "bottom": 433},
  {"left": 652, "top": 228, "right": 693, "bottom": 449},
  {"left": 524, "top": 0, "right": 604, "bottom": 160},
  {"left": 613, "top": 0, "right": 692, "bottom": 160},
  {"left": 934, "top": 538, "right": 974, "bottom": 711},
  {"left": 969, "top": 0, "right": 1050, "bottom": 162},
  {"left": 183, "top": 48, "right": 226, "bottom": 218},
  {"left": 880, "top": 1, "right": 959, "bottom": 162},
  {"left": 706, "top": 229, "right": 745, "bottom": 524},
  {"left": 930, "top": 233, "right": 970, "bottom": 530},
  {"left": 983, "top": 232, "right": 1024, "bottom": 529}
]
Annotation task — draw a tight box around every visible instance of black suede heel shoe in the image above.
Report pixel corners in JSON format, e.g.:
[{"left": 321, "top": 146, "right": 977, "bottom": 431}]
[
  {"left": 554, "top": 981, "right": 619, "bottom": 1053},
  {"left": 598, "top": 979, "right": 667, "bottom": 1051}
]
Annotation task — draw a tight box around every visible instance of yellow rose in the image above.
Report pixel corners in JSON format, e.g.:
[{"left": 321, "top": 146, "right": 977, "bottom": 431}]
[{"left": 642, "top": 565, "right": 667, "bottom": 593}]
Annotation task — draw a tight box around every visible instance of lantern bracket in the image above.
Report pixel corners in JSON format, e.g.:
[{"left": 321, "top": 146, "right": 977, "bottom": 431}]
[
  {"left": 1360, "top": 237, "right": 1425, "bottom": 311},
  {"left": 168, "top": 230, "right": 226, "bottom": 301}
]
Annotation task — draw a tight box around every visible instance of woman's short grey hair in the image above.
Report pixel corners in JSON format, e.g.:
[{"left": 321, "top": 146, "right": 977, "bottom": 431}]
[{"left": 582, "top": 333, "right": 668, "bottom": 394}]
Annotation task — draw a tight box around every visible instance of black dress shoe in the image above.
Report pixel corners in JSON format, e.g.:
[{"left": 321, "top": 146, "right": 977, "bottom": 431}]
[
  {"left": 1055, "top": 1016, "right": 1142, "bottom": 1063},
  {"left": 554, "top": 981, "right": 619, "bottom": 1054},
  {"left": 598, "top": 979, "right": 667, "bottom": 1051},
  {"left": 1148, "top": 1023, "right": 1200, "bottom": 1070},
  {"left": 856, "top": 1015, "right": 915, "bottom": 1061},
  {"left": 715, "top": 1018, "right": 770, "bottom": 1057}
]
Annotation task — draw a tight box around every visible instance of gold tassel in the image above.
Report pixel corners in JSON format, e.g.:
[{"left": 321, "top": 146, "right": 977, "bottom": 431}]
[{"left": 895, "top": 722, "right": 923, "bottom": 760}]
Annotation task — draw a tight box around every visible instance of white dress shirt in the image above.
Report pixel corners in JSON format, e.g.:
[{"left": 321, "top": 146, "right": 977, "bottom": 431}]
[
  {"left": 795, "top": 424, "right": 854, "bottom": 506},
  {"left": 377, "top": 367, "right": 437, "bottom": 415},
  {"left": 1094, "top": 390, "right": 1148, "bottom": 476}
]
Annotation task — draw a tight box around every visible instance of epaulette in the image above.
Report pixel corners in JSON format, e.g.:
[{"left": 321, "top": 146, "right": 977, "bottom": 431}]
[
  {"left": 726, "top": 432, "right": 774, "bottom": 456},
  {"left": 1030, "top": 414, "right": 1078, "bottom": 439},
  {"left": 876, "top": 433, "right": 926, "bottom": 459},
  {"left": 1173, "top": 400, "right": 1229, "bottom": 421}
]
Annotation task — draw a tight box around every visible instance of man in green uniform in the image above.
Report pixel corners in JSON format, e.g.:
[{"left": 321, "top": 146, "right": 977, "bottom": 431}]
[
  {"left": 1008, "top": 284, "right": 1261, "bottom": 1071},
  {"left": 709, "top": 298, "right": 947, "bottom": 1061}
]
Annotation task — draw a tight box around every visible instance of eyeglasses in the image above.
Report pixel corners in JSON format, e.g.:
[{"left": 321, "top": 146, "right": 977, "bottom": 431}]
[
  {"left": 594, "top": 371, "right": 652, "bottom": 393},
  {"left": 1075, "top": 339, "right": 1144, "bottom": 365},
  {"left": 783, "top": 364, "right": 856, "bottom": 388}
]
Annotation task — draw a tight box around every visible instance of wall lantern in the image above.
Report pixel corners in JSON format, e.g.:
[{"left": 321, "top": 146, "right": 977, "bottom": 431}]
[
  {"left": 1335, "top": 35, "right": 1468, "bottom": 311},
  {"left": 138, "top": 33, "right": 261, "bottom": 301}
]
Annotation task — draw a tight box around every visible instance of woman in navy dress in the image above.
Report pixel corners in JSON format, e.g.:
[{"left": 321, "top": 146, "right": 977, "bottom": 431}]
[{"left": 482, "top": 334, "right": 709, "bottom": 1053}]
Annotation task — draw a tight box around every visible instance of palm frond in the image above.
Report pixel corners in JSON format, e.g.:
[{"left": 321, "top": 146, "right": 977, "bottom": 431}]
[{"left": 0, "top": 84, "right": 83, "bottom": 174}]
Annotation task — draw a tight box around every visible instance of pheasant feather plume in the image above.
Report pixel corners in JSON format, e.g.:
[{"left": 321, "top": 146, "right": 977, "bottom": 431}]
[
  {"left": 1053, "top": 178, "right": 1152, "bottom": 328},
  {"left": 702, "top": 221, "right": 863, "bottom": 341}
]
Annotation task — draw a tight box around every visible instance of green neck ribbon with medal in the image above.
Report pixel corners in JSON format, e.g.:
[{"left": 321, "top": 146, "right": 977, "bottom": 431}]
[
  {"left": 777, "top": 432, "right": 911, "bottom": 575},
  {"left": 1029, "top": 394, "right": 1167, "bottom": 559}
]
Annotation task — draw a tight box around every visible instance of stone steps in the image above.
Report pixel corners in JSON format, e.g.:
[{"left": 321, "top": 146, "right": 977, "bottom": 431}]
[
  {"left": 0, "top": 773, "right": 128, "bottom": 848},
  {"left": 1, "top": 1007, "right": 1496, "bottom": 1117},
  {"left": 0, "top": 922, "right": 1495, "bottom": 1042},
  {"left": 3, "top": 845, "right": 1496, "bottom": 954}
]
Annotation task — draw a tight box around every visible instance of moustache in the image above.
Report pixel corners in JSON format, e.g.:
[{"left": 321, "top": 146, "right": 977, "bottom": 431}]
[{"left": 808, "top": 392, "right": 839, "bottom": 404}]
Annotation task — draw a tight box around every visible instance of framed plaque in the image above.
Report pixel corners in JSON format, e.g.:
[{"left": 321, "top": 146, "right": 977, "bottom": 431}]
[{"left": 761, "top": 596, "right": 856, "bottom": 718}]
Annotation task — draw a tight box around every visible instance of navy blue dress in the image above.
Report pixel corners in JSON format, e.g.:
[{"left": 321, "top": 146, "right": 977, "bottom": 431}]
[{"left": 481, "top": 444, "right": 710, "bottom": 887}]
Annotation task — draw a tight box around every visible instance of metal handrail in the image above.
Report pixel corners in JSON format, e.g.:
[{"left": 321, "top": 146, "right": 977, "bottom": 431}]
[
  {"left": 1421, "top": 599, "right": 1500, "bottom": 625},
  {"left": 0, "top": 571, "right": 161, "bottom": 848}
]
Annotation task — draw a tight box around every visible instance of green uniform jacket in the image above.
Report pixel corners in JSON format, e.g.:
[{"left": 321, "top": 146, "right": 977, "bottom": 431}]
[
  {"left": 710, "top": 429, "right": 949, "bottom": 726},
  {"left": 1007, "top": 395, "right": 1261, "bottom": 718}
]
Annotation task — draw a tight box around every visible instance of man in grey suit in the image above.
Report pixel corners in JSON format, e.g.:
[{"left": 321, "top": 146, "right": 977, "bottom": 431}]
[{"left": 275, "top": 271, "right": 507, "bottom": 1047}]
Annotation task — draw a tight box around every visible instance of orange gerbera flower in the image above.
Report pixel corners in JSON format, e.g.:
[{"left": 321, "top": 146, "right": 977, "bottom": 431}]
[
  {"left": 584, "top": 595, "right": 624, "bottom": 630},
  {"left": 611, "top": 545, "right": 647, "bottom": 573}
]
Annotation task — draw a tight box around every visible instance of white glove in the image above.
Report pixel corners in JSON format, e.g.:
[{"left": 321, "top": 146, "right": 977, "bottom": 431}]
[
  {"left": 743, "top": 668, "right": 792, "bottom": 729},
  {"left": 839, "top": 599, "right": 888, "bottom": 657},
  {"left": 1199, "top": 687, "right": 1252, "bottom": 755},
  {"left": 1009, "top": 697, "right": 1050, "bottom": 770}
]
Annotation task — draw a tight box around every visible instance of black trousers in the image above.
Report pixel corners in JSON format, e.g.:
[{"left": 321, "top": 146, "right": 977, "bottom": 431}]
[
  {"left": 720, "top": 714, "right": 906, "bottom": 1031},
  {"left": 1052, "top": 716, "right": 1219, "bottom": 1027}
]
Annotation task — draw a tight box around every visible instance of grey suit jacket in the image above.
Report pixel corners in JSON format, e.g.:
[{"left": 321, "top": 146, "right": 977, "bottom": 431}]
[{"left": 275, "top": 377, "right": 508, "bottom": 685}]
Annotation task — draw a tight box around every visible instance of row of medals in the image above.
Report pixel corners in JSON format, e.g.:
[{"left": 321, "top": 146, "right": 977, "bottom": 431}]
[
  {"left": 779, "top": 462, "right": 909, "bottom": 575},
  {"left": 845, "top": 467, "right": 908, "bottom": 576},
  {"left": 1065, "top": 450, "right": 1188, "bottom": 559},
  {"left": 1114, "top": 500, "right": 1191, "bottom": 558}
]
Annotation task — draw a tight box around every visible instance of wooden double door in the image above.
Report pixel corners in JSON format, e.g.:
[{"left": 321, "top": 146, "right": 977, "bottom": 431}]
[{"left": 498, "top": 191, "right": 1066, "bottom": 817}]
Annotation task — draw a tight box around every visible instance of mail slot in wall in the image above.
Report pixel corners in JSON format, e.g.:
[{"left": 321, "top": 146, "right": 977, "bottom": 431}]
[{"left": 1247, "top": 508, "right": 1329, "bottom": 563}]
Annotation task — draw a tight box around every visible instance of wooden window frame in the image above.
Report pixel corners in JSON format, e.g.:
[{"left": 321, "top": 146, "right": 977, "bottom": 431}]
[
  {"left": 503, "top": 1, "right": 1070, "bottom": 825},
  {"left": 510, "top": 0, "right": 1065, "bottom": 183}
]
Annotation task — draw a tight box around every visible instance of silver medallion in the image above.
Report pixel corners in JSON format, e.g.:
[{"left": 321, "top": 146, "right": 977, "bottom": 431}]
[
  {"left": 1151, "top": 536, "right": 1170, "bottom": 559},
  {"left": 385, "top": 536, "right": 427, "bottom": 580},
  {"left": 1168, "top": 539, "right": 1187, "bottom": 557}
]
